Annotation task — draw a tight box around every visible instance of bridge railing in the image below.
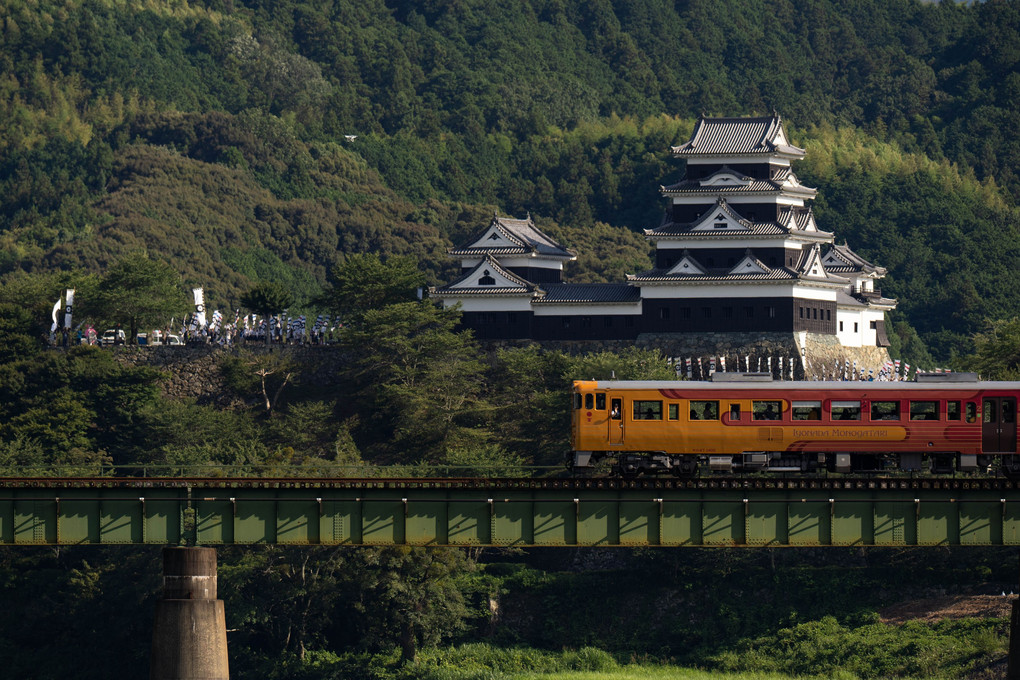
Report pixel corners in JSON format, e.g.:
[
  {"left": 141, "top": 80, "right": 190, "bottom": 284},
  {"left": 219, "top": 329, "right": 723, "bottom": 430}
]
[{"left": 0, "top": 463, "right": 569, "bottom": 479}]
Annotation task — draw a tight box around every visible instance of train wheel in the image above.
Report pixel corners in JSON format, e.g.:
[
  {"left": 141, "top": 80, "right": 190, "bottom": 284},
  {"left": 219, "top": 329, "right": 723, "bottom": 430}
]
[{"left": 671, "top": 457, "right": 699, "bottom": 477}]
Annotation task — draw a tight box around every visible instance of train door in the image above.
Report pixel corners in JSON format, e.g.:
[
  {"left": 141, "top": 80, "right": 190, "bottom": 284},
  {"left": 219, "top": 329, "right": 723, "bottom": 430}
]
[
  {"left": 609, "top": 397, "right": 624, "bottom": 445},
  {"left": 982, "top": 397, "right": 1017, "bottom": 452}
]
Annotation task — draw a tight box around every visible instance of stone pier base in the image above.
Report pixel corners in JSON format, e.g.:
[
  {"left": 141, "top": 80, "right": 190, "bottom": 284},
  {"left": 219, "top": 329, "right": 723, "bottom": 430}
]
[{"left": 151, "top": 547, "right": 229, "bottom": 680}]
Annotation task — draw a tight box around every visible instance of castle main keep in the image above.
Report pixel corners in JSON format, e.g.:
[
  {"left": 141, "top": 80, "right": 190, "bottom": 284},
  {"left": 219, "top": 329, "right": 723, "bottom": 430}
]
[{"left": 430, "top": 116, "right": 896, "bottom": 376}]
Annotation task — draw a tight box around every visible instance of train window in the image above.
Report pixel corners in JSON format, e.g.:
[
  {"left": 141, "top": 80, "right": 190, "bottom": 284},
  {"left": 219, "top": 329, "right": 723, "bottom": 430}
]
[
  {"left": 752, "top": 401, "right": 781, "bottom": 420},
  {"left": 966, "top": 402, "right": 977, "bottom": 423},
  {"left": 574, "top": 393, "right": 582, "bottom": 409},
  {"left": 585, "top": 394, "right": 594, "bottom": 410},
  {"left": 730, "top": 404, "right": 741, "bottom": 420},
  {"left": 690, "top": 400, "right": 719, "bottom": 420},
  {"left": 1004, "top": 402, "right": 1015, "bottom": 424},
  {"left": 792, "top": 401, "right": 821, "bottom": 420},
  {"left": 831, "top": 401, "right": 861, "bottom": 420},
  {"left": 596, "top": 394, "right": 606, "bottom": 410},
  {"left": 984, "top": 400, "right": 996, "bottom": 424},
  {"left": 633, "top": 400, "right": 662, "bottom": 420},
  {"left": 611, "top": 399, "right": 622, "bottom": 419},
  {"left": 668, "top": 403, "right": 679, "bottom": 420},
  {"left": 910, "top": 401, "right": 939, "bottom": 421},
  {"left": 871, "top": 401, "right": 900, "bottom": 421},
  {"left": 947, "top": 401, "right": 961, "bottom": 421}
]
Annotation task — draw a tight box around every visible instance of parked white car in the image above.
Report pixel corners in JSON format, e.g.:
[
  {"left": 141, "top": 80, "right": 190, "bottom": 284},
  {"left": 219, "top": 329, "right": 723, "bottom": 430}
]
[{"left": 101, "top": 329, "right": 126, "bottom": 346}]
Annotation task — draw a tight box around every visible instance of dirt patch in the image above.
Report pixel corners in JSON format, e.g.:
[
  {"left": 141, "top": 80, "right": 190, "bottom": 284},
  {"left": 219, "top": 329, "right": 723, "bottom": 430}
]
[{"left": 880, "top": 594, "right": 1013, "bottom": 625}]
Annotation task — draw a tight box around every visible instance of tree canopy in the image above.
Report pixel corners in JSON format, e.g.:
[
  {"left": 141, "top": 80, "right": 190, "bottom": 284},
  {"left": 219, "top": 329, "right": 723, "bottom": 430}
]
[{"left": 86, "top": 252, "right": 189, "bottom": 339}]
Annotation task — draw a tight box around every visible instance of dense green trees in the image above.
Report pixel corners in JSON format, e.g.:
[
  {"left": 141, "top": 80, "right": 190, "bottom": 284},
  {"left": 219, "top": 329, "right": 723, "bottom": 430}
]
[
  {"left": 316, "top": 253, "right": 426, "bottom": 326},
  {"left": 87, "top": 252, "right": 190, "bottom": 340},
  {"left": 4, "top": 0, "right": 1020, "bottom": 358}
]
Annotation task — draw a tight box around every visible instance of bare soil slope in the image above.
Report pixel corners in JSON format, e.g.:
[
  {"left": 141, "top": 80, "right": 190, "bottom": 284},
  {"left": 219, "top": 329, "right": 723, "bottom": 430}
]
[{"left": 880, "top": 594, "right": 1012, "bottom": 625}]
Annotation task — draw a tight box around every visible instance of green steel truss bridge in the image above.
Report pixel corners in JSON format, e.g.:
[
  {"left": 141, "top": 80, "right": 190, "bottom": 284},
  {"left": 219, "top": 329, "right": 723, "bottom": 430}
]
[{"left": 4, "top": 475, "right": 1020, "bottom": 547}]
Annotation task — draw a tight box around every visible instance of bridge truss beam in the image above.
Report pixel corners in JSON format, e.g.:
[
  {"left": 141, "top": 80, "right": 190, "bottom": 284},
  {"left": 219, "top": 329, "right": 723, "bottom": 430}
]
[{"left": 2, "top": 477, "right": 1020, "bottom": 547}]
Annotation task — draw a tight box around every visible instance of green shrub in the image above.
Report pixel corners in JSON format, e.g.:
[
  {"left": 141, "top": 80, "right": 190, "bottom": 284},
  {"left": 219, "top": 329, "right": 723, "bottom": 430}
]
[{"left": 566, "top": 646, "right": 618, "bottom": 671}]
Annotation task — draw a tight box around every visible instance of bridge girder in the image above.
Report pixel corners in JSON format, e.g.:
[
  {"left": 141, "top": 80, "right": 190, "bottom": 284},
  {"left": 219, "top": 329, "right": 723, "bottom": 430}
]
[{"left": 3, "top": 477, "right": 1020, "bottom": 547}]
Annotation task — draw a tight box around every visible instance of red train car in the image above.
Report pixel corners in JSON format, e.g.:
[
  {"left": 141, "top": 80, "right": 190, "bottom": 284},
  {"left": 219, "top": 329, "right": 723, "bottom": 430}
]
[{"left": 570, "top": 374, "right": 1020, "bottom": 476}]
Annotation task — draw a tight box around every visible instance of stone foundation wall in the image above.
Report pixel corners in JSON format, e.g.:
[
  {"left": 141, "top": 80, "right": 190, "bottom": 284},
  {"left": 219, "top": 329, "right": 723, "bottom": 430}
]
[
  {"left": 800, "top": 333, "right": 892, "bottom": 380},
  {"left": 481, "top": 332, "right": 890, "bottom": 380},
  {"left": 108, "top": 343, "right": 354, "bottom": 404},
  {"left": 104, "top": 332, "right": 891, "bottom": 405}
]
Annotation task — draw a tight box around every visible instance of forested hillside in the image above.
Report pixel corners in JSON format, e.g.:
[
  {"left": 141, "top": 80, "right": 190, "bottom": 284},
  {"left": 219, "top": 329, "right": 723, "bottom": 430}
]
[
  {"left": 3, "top": 0, "right": 1020, "bottom": 356},
  {"left": 6, "top": 4, "right": 1020, "bottom": 677}
]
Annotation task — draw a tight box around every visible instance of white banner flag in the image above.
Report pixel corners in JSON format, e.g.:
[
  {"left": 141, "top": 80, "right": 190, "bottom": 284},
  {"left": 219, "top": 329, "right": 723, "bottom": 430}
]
[
  {"left": 50, "top": 297, "right": 61, "bottom": 333},
  {"left": 64, "top": 289, "right": 75, "bottom": 329},
  {"left": 192, "top": 287, "right": 207, "bottom": 327}
]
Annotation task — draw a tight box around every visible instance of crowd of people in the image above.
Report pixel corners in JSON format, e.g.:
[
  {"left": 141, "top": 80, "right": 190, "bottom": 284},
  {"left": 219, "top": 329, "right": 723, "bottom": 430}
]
[{"left": 50, "top": 313, "right": 342, "bottom": 348}]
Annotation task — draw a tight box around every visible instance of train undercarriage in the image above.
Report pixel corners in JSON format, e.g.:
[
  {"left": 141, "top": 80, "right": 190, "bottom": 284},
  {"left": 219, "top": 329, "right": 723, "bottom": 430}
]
[{"left": 571, "top": 450, "right": 1020, "bottom": 478}]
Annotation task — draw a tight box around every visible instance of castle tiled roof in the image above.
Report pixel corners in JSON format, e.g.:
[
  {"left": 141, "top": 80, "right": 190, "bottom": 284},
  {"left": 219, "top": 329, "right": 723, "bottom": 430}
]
[
  {"left": 449, "top": 214, "right": 576, "bottom": 260},
  {"left": 532, "top": 283, "right": 641, "bottom": 305},
  {"left": 822, "top": 243, "right": 887, "bottom": 276},
  {"left": 661, "top": 166, "right": 815, "bottom": 198},
  {"left": 628, "top": 244, "right": 848, "bottom": 286},
  {"left": 430, "top": 255, "right": 541, "bottom": 297},
  {"left": 671, "top": 115, "right": 806, "bottom": 158},
  {"left": 646, "top": 200, "right": 831, "bottom": 241}
]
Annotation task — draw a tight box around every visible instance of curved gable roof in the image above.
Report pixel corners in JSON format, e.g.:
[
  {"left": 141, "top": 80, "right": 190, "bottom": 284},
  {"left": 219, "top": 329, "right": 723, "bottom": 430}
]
[
  {"left": 822, "top": 243, "right": 887, "bottom": 276},
  {"left": 671, "top": 115, "right": 806, "bottom": 158},
  {"left": 430, "top": 255, "right": 541, "bottom": 297},
  {"left": 449, "top": 213, "right": 576, "bottom": 260}
]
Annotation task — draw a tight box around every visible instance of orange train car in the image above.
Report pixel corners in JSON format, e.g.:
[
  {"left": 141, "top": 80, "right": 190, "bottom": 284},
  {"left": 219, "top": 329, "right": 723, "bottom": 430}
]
[{"left": 569, "top": 374, "right": 1020, "bottom": 476}]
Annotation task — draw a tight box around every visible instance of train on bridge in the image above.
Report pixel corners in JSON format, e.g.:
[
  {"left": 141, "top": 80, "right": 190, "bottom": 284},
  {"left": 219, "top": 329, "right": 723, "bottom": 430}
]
[{"left": 570, "top": 374, "right": 1020, "bottom": 477}]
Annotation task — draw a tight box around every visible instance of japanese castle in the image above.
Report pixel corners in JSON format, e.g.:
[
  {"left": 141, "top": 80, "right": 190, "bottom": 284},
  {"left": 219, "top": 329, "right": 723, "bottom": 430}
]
[{"left": 430, "top": 115, "right": 896, "bottom": 348}]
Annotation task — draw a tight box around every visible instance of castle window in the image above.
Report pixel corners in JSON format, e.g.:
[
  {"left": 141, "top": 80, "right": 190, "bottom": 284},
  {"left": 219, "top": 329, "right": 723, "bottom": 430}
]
[
  {"left": 682, "top": 307, "right": 691, "bottom": 319},
  {"left": 714, "top": 223, "right": 727, "bottom": 229},
  {"left": 724, "top": 307, "right": 733, "bottom": 318},
  {"left": 659, "top": 308, "right": 670, "bottom": 320},
  {"left": 604, "top": 317, "right": 613, "bottom": 328},
  {"left": 625, "top": 317, "right": 635, "bottom": 327},
  {"left": 854, "top": 323, "right": 859, "bottom": 332},
  {"left": 562, "top": 318, "right": 570, "bottom": 328},
  {"left": 840, "top": 321, "right": 844, "bottom": 331},
  {"left": 508, "top": 312, "right": 517, "bottom": 323},
  {"left": 478, "top": 270, "right": 496, "bottom": 286},
  {"left": 582, "top": 316, "right": 592, "bottom": 328},
  {"left": 799, "top": 307, "right": 804, "bottom": 319},
  {"left": 745, "top": 306, "right": 754, "bottom": 318},
  {"left": 766, "top": 306, "right": 775, "bottom": 318},
  {"left": 702, "top": 307, "right": 712, "bottom": 318},
  {"left": 870, "top": 320, "right": 878, "bottom": 329}
]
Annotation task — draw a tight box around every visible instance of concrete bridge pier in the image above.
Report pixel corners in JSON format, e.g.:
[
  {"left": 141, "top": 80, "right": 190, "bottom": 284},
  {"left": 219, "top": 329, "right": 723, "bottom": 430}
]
[{"left": 151, "top": 547, "right": 229, "bottom": 680}]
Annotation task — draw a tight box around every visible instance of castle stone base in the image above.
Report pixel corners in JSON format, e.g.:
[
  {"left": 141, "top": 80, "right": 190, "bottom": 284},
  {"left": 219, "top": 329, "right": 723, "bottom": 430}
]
[{"left": 484, "top": 332, "right": 890, "bottom": 380}]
